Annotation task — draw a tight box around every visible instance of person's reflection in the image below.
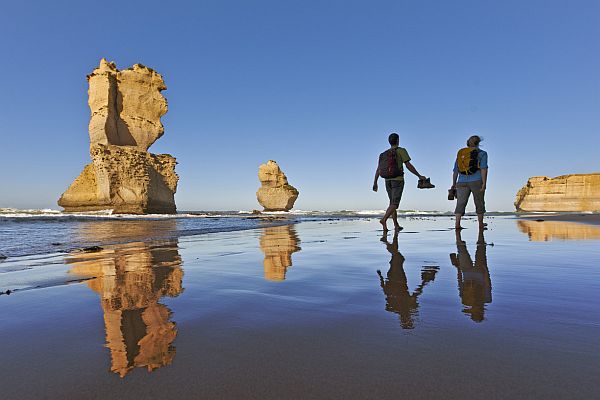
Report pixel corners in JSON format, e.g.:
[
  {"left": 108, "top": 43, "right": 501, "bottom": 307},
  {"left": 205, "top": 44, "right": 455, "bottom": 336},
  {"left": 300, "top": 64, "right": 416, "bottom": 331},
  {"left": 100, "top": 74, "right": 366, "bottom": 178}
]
[
  {"left": 377, "top": 232, "right": 439, "bottom": 329},
  {"left": 259, "top": 225, "right": 301, "bottom": 281},
  {"left": 450, "top": 230, "right": 492, "bottom": 322},
  {"left": 67, "top": 240, "right": 183, "bottom": 377}
]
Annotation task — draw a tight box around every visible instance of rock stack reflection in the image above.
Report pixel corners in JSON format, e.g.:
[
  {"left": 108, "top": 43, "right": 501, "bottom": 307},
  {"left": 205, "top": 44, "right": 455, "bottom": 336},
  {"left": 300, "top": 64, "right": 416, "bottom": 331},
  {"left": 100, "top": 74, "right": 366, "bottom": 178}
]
[
  {"left": 450, "top": 231, "right": 492, "bottom": 322},
  {"left": 259, "top": 225, "right": 301, "bottom": 281},
  {"left": 67, "top": 240, "right": 183, "bottom": 377},
  {"left": 378, "top": 232, "right": 439, "bottom": 329},
  {"left": 517, "top": 220, "right": 600, "bottom": 241}
]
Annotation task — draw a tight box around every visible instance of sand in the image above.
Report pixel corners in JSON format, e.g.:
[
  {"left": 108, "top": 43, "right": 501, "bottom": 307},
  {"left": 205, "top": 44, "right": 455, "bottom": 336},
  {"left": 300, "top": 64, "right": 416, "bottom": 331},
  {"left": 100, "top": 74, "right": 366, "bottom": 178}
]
[
  {"left": 1, "top": 216, "right": 599, "bottom": 399},
  {"left": 518, "top": 212, "right": 600, "bottom": 225}
]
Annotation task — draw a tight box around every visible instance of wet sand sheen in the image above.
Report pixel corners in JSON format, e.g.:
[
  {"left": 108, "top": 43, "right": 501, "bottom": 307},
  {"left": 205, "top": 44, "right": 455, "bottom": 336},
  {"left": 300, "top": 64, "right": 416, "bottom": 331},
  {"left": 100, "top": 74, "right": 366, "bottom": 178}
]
[{"left": 0, "top": 217, "right": 599, "bottom": 399}]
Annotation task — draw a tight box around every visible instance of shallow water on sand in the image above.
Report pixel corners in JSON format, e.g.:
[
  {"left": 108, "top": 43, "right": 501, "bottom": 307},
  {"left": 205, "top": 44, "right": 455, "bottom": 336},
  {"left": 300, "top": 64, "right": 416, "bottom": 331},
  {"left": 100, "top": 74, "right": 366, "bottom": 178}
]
[{"left": 0, "top": 217, "right": 599, "bottom": 399}]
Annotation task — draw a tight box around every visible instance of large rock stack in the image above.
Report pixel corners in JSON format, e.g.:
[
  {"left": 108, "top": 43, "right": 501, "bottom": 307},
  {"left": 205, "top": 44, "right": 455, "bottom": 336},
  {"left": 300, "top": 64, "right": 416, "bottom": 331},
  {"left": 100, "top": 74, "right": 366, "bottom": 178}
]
[
  {"left": 58, "top": 59, "right": 178, "bottom": 214},
  {"left": 515, "top": 174, "right": 600, "bottom": 212},
  {"left": 256, "top": 160, "right": 299, "bottom": 211}
]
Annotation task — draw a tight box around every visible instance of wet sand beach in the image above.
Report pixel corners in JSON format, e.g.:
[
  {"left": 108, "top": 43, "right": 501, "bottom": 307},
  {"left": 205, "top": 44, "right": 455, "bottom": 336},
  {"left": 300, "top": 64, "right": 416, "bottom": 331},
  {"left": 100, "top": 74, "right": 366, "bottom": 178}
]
[
  {"left": 519, "top": 212, "right": 600, "bottom": 225},
  {"left": 1, "top": 217, "right": 599, "bottom": 399}
]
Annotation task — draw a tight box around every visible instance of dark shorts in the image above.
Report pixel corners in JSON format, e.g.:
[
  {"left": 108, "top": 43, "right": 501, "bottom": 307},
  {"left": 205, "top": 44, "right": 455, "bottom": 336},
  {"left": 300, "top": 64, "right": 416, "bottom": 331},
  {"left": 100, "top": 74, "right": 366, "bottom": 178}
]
[{"left": 385, "top": 180, "right": 404, "bottom": 206}]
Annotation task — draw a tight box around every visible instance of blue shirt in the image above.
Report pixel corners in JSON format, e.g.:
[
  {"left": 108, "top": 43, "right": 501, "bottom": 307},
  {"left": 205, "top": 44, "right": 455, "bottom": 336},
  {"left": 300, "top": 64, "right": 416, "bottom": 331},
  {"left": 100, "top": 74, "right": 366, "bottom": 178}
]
[{"left": 454, "top": 149, "right": 488, "bottom": 183}]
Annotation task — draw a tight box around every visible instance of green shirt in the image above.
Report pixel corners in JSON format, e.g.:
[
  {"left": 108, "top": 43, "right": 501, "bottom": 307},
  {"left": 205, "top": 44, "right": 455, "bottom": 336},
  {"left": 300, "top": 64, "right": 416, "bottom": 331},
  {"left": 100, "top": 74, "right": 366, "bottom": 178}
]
[{"left": 387, "top": 147, "right": 411, "bottom": 181}]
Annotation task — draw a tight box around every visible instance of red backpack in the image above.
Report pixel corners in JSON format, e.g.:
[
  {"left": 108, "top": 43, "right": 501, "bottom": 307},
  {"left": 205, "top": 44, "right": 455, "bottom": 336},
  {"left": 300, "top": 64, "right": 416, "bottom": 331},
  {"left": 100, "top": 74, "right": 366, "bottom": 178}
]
[{"left": 378, "top": 148, "right": 404, "bottom": 179}]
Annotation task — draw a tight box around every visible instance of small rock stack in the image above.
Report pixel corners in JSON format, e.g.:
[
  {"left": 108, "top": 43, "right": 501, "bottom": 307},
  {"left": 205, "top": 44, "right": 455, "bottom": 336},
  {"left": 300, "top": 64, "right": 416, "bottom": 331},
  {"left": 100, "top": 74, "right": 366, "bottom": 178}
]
[{"left": 256, "top": 160, "right": 299, "bottom": 211}]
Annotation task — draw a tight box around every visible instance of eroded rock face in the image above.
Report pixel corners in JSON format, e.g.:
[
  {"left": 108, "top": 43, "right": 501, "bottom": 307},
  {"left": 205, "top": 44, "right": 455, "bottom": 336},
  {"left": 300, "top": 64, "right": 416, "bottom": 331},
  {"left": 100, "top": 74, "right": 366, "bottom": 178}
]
[
  {"left": 256, "top": 160, "right": 299, "bottom": 211},
  {"left": 515, "top": 174, "right": 600, "bottom": 212},
  {"left": 59, "top": 59, "right": 177, "bottom": 214},
  {"left": 88, "top": 59, "right": 167, "bottom": 150}
]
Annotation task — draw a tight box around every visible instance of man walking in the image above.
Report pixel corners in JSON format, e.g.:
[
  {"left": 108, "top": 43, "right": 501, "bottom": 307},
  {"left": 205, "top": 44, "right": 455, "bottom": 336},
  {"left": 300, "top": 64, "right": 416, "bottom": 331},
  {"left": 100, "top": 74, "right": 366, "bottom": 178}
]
[{"left": 373, "top": 133, "right": 430, "bottom": 232}]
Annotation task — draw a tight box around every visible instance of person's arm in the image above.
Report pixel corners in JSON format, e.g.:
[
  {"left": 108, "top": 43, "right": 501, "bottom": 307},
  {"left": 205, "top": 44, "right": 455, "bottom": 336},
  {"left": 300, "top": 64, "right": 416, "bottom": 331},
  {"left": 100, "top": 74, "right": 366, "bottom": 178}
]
[
  {"left": 481, "top": 168, "right": 488, "bottom": 191},
  {"left": 452, "top": 170, "right": 459, "bottom": 188},
  {"left": 373, "top": 167, "right": 380, "bottom": 192},
  {"left": 404, "top": 161, "right": 426, "bottom": 180},
  {"left": 480, "top": 152, "right": 488, "bottom": 191}
]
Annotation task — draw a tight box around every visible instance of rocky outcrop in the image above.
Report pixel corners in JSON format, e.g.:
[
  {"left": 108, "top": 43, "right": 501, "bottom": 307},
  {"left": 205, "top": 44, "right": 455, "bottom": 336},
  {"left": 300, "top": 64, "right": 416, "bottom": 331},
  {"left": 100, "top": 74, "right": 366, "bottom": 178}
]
[
  {"left": 87, "top": 59, "right": 167, "bottom": 150},
  {"left": 515, "top": 174, "right": 600, "bottom": 212},
  {"left": 259, "top": 225, "right": 301, "bottom": 281},
  {"left": 256, "top": 160, "right": 299, "bottom": 211},
  {"left": 59, "top": 59, "right": 178, "bottom": 214}
]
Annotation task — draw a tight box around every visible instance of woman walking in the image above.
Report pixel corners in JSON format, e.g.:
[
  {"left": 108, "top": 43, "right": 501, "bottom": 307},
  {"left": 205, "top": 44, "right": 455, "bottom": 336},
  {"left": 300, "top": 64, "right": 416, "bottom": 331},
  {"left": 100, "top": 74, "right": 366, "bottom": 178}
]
[{"left": 451, "top": 135, "right": 488, "bottom": 230}]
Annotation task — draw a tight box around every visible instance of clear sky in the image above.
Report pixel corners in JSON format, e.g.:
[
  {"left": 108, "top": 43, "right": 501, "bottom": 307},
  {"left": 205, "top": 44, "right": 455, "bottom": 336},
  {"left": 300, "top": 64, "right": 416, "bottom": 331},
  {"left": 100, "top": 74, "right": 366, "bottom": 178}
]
[{"left": 1, "top": 0, "right": 598, "bottom": 212}]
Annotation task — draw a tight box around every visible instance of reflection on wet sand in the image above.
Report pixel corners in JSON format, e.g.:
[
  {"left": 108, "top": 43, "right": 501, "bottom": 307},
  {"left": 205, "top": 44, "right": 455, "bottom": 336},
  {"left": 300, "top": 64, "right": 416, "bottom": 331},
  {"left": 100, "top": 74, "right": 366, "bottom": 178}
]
[
  {"left": 73, "top": 219, "right": 179, "bottom": 245},
  {"left": 259, "top": 225, "right": 301, "bottom": 281},
  {"left": 66, "top": 240, "right": 183, "bottom": 377},
  {"left": 517, "top": 219, "right": 600, "bottom": 241},
  {"left": 378, "top": 232, "right": 439, "bottom": 329},
  {"left": 450, "top": 230, "right": 492, "bottom": 322}
]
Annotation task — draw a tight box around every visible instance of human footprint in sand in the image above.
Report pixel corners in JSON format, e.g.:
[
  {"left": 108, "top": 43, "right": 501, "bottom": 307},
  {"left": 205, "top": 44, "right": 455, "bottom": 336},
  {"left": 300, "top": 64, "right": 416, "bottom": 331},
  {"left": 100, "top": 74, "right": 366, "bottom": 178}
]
[{"left": 373, "top": 133, "right": 430, "bottom": 232}]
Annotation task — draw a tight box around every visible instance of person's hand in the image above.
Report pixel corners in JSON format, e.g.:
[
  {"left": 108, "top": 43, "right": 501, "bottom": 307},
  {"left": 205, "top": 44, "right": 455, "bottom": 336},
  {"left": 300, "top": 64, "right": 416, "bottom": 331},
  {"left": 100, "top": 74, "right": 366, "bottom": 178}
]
[
  {"left": 480, "top": 184, "right": 487, "bottom": 192},
  {"left": 372, "top": 183, "right": 378, "bottom": 192}
]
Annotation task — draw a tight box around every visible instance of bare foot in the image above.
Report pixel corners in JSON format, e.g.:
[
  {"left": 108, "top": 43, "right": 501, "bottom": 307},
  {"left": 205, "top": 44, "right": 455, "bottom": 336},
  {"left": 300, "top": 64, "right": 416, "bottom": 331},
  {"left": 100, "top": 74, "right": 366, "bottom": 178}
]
[
  {"left": 394, "top": 225, "right": 403, "bottom": 231},
  {"left": 380, "top": 219, "right": 388, "bottom": 232}
]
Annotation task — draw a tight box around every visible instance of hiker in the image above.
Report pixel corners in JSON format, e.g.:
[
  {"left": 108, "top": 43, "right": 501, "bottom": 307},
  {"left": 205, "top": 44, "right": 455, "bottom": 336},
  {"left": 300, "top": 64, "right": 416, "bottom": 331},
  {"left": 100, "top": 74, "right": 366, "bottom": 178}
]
[
  {"left": 373, "top": 133, "right": 432, "bottom": 232},
  {"left": 377, "top": 231, "right": 439, "bottom": 329},
  {"left": 449, "top": 229, "right": 492, "bottom": 322},
  {"left": 450, "top": 135, "right": 488, "bottom": 230}
]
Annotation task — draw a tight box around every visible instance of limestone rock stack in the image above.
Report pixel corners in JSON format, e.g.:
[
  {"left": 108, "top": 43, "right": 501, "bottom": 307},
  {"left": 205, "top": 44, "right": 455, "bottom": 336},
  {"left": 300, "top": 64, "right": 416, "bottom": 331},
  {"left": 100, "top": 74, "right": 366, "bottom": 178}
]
[
  {"left": 58, "top": 59, "right": 178, "bottom": 214},
  {"left": 256, "top": 160, "right": 299, "bottom": 211},
  {"left": 515, "top": 174, "right": 600, "bottom": 212}
]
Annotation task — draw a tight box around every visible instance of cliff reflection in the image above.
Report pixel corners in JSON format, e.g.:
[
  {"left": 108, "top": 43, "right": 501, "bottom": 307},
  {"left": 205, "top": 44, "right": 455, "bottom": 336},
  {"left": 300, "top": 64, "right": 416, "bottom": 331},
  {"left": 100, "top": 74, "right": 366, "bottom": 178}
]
[
  {"left": 378, "top": 232, "right": 439, "bottom": 329},
  {"left": 259, "top": 225, "right": 301, "bottom": 281},
  {"left": 517, "top": 220, "right": 600, "bottom": 241},
  {"left": 73, "top": 219, "right": 179, "bottom": 245},
  {"left": 67, "top": 240, "right": 183, "bottom": 377},
  {"left": 450, "top": 231, "right": 492, "bottom": 322}
]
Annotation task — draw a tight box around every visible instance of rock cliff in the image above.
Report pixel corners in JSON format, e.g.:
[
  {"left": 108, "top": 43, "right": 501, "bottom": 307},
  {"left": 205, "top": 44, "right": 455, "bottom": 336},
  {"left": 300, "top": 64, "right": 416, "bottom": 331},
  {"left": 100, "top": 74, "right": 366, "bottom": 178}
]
[
  {"left": 515, "top": 174, "right": 600, "bottom": 212},
  {"left": 59, "top": 59, "right": 178, "bottom": 214},
  {"left": 256, "top": 160, "right": 299, "bottom": 211}
]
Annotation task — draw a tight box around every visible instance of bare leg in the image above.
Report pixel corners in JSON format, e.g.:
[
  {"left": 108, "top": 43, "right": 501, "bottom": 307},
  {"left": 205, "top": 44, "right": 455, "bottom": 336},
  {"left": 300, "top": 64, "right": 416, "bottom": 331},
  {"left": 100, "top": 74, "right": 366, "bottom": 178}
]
[
  {"left": 477, "top": 213, "right": 486, "bottom": 230},
  {"left": 380, "top": 203, "right": 398, "bottom": 232},
  {"left": 455, "top": 214, "right": 464, "bottom": 230},
  {"left": 392, "top": 209, "right": 402, "bottom": 231}
]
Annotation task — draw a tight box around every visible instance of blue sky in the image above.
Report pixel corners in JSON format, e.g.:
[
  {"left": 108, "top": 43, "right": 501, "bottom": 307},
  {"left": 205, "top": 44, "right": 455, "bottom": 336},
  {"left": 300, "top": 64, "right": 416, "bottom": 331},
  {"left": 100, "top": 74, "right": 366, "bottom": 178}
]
[{"left": 1, "top": 0, "right": 598, "bottom": 211}]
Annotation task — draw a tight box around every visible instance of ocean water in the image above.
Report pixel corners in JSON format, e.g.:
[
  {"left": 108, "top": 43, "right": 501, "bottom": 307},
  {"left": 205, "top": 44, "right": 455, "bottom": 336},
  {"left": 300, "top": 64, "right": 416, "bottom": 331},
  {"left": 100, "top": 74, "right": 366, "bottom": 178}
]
[
  {"left": 0, "top": 207, "right": 513, "bottom": 258},
  {"left": 2, "top": 211, "right": 599, "bottom": 398}
]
